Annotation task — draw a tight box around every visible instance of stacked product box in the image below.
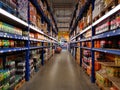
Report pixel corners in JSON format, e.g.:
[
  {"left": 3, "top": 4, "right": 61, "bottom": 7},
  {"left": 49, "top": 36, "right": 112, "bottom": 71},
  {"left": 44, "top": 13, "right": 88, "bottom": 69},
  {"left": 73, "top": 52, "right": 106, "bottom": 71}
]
[
  {"left": 96, "top": 70, "right": 112, "bottom": 87},
  {"left": 31, "top": 50, "right": 41, "bottom": 72},
  {"left": 44, "top": 48, "right": 48, "bottom": 62},
  {"left": 93, "top": 0, "right": 105, "bottom": 19},
  {"left": 17, "top": 0, "right": 28, "bottom": 22},
  {"left": 37, "top": 0, "right": 44, "bottom": 10},
  {"left": 0, "top": 0, "right": 17, "bottom": 15},
  {"left": 0, "top": 22, "right": 22, "bottom": 35},
  {"left": 6, "top": 61, "right": 16, "bottom": 90},
  {"left": 110, "top": 11, "right": 120, "bottom": 30},
  {"left": 15, "top": 61, "right": 25, "bottom": 79},
  {"left": 0, "top": 70, "right": 10, "bottom": 90},
  {"left": 76, "top": 48, "right": 80, "bottom": 65},
  {"left": 29, "top": 59, "right": 34, "bottom": 75},
  {"left": 7, "top": 0, "right": 17, "bottom": 10},
  {"left": 36, "top": 14, "right": 42, "bottom": 29},
  {"left": 103, "top": 0, "right": 114, "bottom": 8},
  {"left": 95, "top": 19, "right": 110, "bottom": 35},
  {"left": 82, "top": 50, "right": 91, "bottom": 69},
  {"left": 87, "top": 4, "right": 92, "bottom": 25},
  {"left": 30, "top": 2, "right": 37, "bottom": 26}
]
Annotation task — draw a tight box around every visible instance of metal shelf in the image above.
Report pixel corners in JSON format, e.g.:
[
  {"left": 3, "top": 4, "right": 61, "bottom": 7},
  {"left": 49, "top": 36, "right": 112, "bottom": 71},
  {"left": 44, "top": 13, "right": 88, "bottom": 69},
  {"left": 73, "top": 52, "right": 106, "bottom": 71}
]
[
  {"left": 75, "top": 46, "right": 80, "bottom": 48},
  {"left": 0, "top": 8, "right": 28, "bottom": 27},
  {"left": 0, "top": 0, "right": 57, "bottom": 82},
  {"left": 80, "top": 38, "right": 91, "bottom": 42},
  {"left": 98, "top": 62, "right": 120, "bottom": 67},
  {"left": 0, "top": 47, "right": 28, "bottom": 53},
  {"left": 0, "top": 32, "right": 28, "bottom": 40},
  {"left": 69, "top": 3, "right": 79, "bottom": 29},
  {"left": 29, "top": 25, "right": 44, "bottom": 34},
  {"left": 92, "top": 48, "right": 120, "bottom": 55},
  {"left": 70, "top": 25, "right": 92, "bottom": 41},
  {"left": 70, "top": 41, "right": 80, "bottom": 43},
  {"left": 30, "top": 38, "right": 44, "bottom": 42},
  {"left": 80, "top": 25, "right": 92, "bottom": 35},
  {"left": 30, "top": 0, "right": 49, "bottom": 24},
  {"left": 70, "top": 0, "right": 91, "bottom": 34},
  {"left": 92, "top": 4, "right": 120, "bottom": 26},
  {"left": 92, "top": 29, "right": 120, "bottom": 40},
  {"left": 30, "top": 46, "right": 43, "bottom": 50},
  {"left": 81, "top": 47, "right": 91, "bottom": 50},
  {"left": 70, "top": 33, "right": 80, "bottom": 41},
  {"left": 30, "top": 0, "right": 57, "bottom": 34}
]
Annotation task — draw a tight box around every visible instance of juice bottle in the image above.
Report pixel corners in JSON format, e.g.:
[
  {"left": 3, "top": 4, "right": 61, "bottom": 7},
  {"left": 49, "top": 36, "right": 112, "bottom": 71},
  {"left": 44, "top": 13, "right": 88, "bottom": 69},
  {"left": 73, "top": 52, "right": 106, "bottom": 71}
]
[
  {"left": 9, "top": 40, "right": 14, "bottom": 48},
  {"left": 118, "top": 40, "right": 120, "bottom": 49},
  {"left": 0, "top": 39, "right": 3, "bottom": 48},
  {"left": 2, "top": 40, "right": 9, "bottom": 48}
]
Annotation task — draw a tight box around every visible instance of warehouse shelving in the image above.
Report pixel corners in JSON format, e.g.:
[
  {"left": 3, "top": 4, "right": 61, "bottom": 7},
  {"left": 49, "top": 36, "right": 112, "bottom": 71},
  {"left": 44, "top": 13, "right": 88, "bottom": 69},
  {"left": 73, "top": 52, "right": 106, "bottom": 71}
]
[
  {"left": 80, "top": 38, "right": 91, "bottom": 42},
  {"left": 92, "top": 29, "right": 120, "bottom": 39},
  {"left": 69, "top": 1, "right": 120, "bottom": 89},
  {"left": 0, "top": 48, "right": 28, "bottom": 53},
  {"left": 0, "top": 32, "right": 28, "bottom": 40},
  {"left": 0, "top": 8, "right": 28, "bottom": 27},
  {"left": 92, "top": 48, "right": 120, "bottom": 55},
  {"left": 81, "top": 47, "right": 91, "bottom": 50},
  {"left": 0, "top": 0, "right": 58, "bottom": 90}
]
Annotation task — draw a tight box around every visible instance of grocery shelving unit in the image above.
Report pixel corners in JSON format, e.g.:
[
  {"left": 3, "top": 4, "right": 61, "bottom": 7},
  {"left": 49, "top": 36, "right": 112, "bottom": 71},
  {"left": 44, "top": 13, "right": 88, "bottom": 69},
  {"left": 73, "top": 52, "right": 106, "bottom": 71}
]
[
  {"left": 0, "top": 0, "right": 58, "bottom": 90},
  {"left": 69, "top": 0, "right": 120, "bottom": 89}
]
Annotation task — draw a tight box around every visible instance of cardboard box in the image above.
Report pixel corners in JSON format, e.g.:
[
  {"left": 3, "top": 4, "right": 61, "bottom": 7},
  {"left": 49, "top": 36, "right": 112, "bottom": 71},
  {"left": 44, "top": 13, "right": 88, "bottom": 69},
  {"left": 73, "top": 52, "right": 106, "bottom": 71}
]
[
  {"left": 30, "top": 2, "right": 37, "bottom": 25},
  {"left": 17, "top": 0, "right": 28, "bottom": 21},
  {"left": 93, "top": 0, "right": 105, "bottom": 19},
  {"left": 103, "top": 0, "right": 113, "bottom": 7}
]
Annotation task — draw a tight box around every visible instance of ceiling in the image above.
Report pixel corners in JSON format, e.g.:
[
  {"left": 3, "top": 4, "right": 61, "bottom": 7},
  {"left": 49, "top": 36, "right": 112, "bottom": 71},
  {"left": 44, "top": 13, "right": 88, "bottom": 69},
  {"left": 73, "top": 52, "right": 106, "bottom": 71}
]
[{"left": 48, "top": 0, "right": 77, "bottom": 31}]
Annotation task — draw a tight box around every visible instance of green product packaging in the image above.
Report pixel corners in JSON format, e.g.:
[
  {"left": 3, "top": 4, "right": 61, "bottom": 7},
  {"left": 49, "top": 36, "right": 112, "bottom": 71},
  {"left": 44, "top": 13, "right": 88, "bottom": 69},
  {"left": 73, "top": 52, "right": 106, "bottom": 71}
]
[
  {"left": 8, "top": 25, "right": 13, "bottom": 34},
  {"left": 2, "top": 23, "right": 5, "bottom": 32},
  {"left": 2, "top": 83, "right": 9, "bottom": 90},
  {"left": 4, "top": 23, "right": 9, "bottom": 33},
  {"left": 2, "top": 40, "right": 9, "bottom": 48},
  {"left": 0, "top": 74, "right": 3, "bottom": 81}
]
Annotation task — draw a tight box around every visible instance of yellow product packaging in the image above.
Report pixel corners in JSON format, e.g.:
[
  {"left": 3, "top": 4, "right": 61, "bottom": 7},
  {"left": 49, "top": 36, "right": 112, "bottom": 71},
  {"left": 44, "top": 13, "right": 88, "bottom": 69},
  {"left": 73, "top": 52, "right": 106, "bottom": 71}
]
[
  {"left": 0, "top": 22, "right": 2, "bottom": 31},
  {"left": 106, "top": 67, "right": 119, "bottom": 77},
  {"left": 0, "top": 74, "right": 3, "bottom": 81},
  {"left": 115, "top": 55, "right": 120, "bottom": 65},
  {"left": 104, "top": 0, "right": 113, "bottom": 7}
]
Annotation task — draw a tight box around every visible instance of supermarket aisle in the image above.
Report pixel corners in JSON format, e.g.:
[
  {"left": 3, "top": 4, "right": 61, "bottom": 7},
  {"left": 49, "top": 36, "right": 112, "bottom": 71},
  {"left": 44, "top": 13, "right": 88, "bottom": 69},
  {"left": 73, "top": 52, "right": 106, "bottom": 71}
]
[{"left": 19, "top": 50, "right": 99, "bottom": 90}]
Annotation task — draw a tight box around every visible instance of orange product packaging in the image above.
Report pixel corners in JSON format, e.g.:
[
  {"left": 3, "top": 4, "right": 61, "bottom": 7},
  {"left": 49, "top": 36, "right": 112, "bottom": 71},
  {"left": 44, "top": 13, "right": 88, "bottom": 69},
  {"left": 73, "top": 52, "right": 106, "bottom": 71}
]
[
  {"left": 87, "top": 66, "right": 91, "bottom": 76},
  {"left": 90, "top": 60, "right": 101, "bottom": 71},
  {"left": 30, "top": 2, "right": 37, "bottom": 25}
]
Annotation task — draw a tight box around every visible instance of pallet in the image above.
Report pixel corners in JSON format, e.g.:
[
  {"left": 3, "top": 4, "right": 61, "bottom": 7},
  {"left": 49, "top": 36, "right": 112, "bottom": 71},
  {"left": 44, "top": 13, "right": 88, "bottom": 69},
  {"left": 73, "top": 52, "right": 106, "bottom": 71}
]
[
  {"left": 93, "top": 1, "right": 116, "bottom": 22},
  {"left": 0, "top": 1, "right": 17, "bottom": 16},
  {"left": 14, "top": 79, "right": 25, "bottom": 90}
]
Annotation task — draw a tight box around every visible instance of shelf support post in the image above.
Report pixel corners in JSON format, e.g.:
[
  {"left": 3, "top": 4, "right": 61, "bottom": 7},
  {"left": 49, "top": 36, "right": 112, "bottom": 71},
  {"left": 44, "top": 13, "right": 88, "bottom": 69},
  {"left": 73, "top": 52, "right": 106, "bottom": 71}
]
[
  {"left": 80, "top": 35, "right": 82, "bottom": 67},
  {"left": 41, "top": 42, "right": 44, "bottom": 65},
  {"left": 91, "top": 0, "right": 95, "bottom": 83},
  {"left": 25, "top": 0, "right": 30, "bottom": 81}
]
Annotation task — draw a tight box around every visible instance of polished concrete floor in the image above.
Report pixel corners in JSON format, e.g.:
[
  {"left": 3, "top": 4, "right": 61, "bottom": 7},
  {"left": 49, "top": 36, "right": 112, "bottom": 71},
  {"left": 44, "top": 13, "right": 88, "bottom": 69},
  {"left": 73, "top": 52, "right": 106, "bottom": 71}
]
[{"left": 19, "top": 50, "right": 99, "bottom": 90}]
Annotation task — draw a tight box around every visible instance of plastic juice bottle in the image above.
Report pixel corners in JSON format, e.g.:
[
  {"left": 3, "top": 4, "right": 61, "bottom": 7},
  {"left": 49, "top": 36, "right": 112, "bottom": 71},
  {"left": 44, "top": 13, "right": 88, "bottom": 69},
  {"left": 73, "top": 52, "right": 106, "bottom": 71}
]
[
  {"left": 0, "top": 22, "right": 2, "bottom": 31},
  {"left": 2, "top": 40, "right": 9, "bottom": 48},
  {"left": 9, "top": 40, "right": 14, "bottom": 48},
  {"left": 0, "top": 39, "right": 3, "bottom": 48}
]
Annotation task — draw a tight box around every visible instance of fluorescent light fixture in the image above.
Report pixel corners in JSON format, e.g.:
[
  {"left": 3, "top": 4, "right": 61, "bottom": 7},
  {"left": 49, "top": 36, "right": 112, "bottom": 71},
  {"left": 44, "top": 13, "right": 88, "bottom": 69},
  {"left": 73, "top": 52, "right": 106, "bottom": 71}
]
[{"left": 0, "top": 8, "right": 28, "bottom": 26}]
